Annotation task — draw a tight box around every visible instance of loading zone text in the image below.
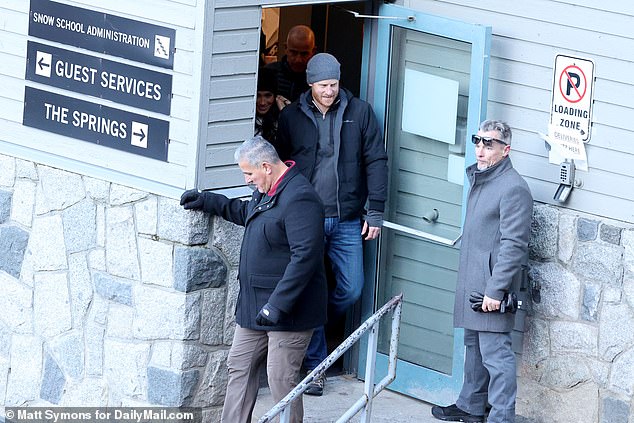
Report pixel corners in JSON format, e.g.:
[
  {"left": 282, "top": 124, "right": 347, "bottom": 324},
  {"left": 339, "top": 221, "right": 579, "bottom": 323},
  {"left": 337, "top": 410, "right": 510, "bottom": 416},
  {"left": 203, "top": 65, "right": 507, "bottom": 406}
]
[{"left": 552, "top": 104, "right": 588, "bottom": 131}]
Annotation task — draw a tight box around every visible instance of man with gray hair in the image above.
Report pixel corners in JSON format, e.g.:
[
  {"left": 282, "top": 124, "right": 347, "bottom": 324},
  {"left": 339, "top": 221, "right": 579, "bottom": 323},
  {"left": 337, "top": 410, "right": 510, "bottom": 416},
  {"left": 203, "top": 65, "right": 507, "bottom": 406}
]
[
  {"left": 180, "top": 136, "right": 327, "bottom": 423},
  {"left": 431, "top": 120, "right": 533, "bottom": 423}
]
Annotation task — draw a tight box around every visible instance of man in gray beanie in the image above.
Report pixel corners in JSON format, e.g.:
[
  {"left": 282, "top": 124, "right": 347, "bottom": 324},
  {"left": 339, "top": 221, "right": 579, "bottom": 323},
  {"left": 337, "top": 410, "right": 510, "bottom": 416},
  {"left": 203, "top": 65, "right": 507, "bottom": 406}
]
[
  {"left": 305, "top": 52, "right": 341, "bottom": 83},
  {"left": 273, "top": 52, "right": 388, "bottom": 396}
]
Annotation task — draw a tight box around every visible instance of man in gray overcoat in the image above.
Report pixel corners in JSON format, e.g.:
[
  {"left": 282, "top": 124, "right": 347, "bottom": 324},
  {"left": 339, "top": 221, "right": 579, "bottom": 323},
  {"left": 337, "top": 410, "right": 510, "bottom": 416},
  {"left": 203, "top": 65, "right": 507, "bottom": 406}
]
[{"left": 432, "top": 120, "right": 533, "bottom": 423}]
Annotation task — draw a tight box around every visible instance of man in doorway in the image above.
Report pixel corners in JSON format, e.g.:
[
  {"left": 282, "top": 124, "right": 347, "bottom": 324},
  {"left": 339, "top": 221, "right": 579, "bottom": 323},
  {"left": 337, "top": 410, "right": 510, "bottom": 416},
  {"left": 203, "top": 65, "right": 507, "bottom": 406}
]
[
  {"left": 274, "top": 53, "right": 388, "bottom": 396},
  {"left": 180, "top": 136, "right": 327, "bottom": 423},
  {"left": 266, "top": 25, "right": 316, "bottom": 107},
  {"left": 431, "top": 120, "right": 533, "bottom": 423}
]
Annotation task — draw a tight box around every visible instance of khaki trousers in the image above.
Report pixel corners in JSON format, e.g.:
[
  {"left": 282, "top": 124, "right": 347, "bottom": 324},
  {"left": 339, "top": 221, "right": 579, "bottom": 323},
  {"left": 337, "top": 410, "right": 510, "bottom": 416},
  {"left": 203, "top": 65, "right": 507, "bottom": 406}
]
[{"left": 221, "top": 325, "right": 313, "bottom": 423}]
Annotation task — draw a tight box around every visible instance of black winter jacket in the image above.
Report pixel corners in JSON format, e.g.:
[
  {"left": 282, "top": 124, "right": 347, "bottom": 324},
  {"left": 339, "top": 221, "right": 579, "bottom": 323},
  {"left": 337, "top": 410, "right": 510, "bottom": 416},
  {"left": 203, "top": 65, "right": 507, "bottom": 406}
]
[
  {"left": 275, "top": 88, "right": 388, "bottom": 221},
  {"left": 200, "top": 166, "right": 327, "bottom": 331},
  {"left": 265, "top": 56, "right": 309, "bottom": 102}
]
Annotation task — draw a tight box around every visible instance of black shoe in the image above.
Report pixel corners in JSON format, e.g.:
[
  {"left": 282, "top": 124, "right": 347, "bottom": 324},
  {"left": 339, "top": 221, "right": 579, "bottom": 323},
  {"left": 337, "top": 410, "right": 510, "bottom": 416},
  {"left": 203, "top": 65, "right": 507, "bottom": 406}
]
[
  {"left": 304, "top": 373, "right": 325, "bottom": 396},
  {"left": 431, "top": 404, "right": 484, "bottom": 422}
]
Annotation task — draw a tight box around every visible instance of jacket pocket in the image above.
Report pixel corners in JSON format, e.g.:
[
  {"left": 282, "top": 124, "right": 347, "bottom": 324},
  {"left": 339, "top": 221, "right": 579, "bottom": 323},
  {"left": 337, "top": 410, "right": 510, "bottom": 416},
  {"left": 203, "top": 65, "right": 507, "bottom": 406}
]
[
  {"left": 481, "top": 252, "right": 493, "bottom": 281},
  {"left": 488, "top": 252, "right": 494, "bottom": 277},
  {"left": 250, "top": 274, "right": 280, "bottom": 311}
]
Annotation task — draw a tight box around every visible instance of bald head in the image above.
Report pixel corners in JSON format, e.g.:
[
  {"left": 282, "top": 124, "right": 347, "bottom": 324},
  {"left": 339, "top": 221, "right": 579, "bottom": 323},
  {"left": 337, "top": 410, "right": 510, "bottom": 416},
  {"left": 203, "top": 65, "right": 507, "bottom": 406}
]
[
  {"left": 287, "top": 25, "right": 314, "bottom": 45},
  {"left": 286, "top": 25, "right": 316, "bottom": 73}
]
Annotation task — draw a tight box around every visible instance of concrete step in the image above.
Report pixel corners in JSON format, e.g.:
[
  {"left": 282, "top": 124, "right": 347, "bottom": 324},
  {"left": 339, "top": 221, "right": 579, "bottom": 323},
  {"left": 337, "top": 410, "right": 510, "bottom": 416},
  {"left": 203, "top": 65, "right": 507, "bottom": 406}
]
[{"left": 252, "top": 374, "right": 438, "bottom": 422}]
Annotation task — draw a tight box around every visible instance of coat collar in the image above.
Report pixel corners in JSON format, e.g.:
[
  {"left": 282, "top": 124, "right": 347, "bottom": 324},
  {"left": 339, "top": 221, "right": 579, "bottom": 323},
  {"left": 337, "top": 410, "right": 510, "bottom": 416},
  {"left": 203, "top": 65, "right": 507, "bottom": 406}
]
[
  {"left": 249, "top": 163, "right": 301, "bottom": 219},
  {"left": 299, "top": 87, "right": 350, "bottom": 116},
  {"left": 267, "top": 161, "right": 296, "bottom": 196},
  {"left": 467, "top": 156, "right": 514, "bottom": 186}
]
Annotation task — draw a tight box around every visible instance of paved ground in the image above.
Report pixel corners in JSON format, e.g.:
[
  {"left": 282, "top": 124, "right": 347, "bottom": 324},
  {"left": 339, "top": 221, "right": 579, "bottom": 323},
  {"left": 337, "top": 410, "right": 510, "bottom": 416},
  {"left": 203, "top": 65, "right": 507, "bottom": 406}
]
[{"left": 252, "top": 374, "right": 439, "bottom": 422}]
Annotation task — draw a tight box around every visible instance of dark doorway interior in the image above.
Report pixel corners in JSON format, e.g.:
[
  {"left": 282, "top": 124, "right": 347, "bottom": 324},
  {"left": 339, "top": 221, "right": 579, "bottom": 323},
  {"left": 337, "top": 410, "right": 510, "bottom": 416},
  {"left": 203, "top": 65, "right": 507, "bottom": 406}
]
[{"left": 263, "top": 3, "right": 366, "bottom": 95}]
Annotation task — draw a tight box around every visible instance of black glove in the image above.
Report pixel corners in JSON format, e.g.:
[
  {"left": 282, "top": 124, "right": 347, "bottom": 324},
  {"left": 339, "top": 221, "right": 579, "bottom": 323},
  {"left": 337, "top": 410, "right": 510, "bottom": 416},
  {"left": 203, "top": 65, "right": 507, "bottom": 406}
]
[
  {"left": 469, "top": 291, "right": 484, "bottom": 312},
  {"left": 470, "top": 291, "right": 518, "bottom": 314},
  {"left": 180, "top": 189, "right": 204, "bottom": 210},
  {"left": 256, "top": 303, "right": 282, "bottom": 326}
]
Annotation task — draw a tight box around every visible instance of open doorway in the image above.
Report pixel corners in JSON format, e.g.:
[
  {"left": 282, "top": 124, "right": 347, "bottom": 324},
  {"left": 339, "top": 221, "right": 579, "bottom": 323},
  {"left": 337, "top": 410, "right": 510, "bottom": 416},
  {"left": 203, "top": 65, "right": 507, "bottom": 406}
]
[
  {"left": 261, "top": 3, "right": 366, "bottom": 96},
  {"left": 258, "top": 2, "right": 368, "bottom": 377}
]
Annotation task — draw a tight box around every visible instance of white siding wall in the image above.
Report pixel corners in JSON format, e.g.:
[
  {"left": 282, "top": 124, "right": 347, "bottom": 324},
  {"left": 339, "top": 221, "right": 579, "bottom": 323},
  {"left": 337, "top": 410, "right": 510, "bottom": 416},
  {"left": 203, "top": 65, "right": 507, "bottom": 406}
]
[
  {"left": 200, "top": 4, "right": 261, "bottom": 189},
  {"left": 0, "top": 0, "right": 206, "bottom": 198},
  {"left": 9, "top": 0, "right": 629, "bottom": 216},
  {"left": 403, "top": 0, "right": 634, "bottom": 223}
]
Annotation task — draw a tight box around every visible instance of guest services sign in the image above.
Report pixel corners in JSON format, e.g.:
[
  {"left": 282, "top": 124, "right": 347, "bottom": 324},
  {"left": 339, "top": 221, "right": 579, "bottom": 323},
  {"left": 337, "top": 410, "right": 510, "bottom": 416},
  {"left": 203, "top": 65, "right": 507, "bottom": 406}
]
[{"left": 25, "top": 41, "right": 173, "bottom": 115}]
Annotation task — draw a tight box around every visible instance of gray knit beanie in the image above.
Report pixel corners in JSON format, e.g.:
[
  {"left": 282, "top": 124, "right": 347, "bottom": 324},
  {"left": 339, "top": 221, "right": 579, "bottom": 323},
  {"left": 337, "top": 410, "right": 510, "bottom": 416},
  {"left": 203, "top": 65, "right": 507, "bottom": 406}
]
[{"left": 306, "top": 53, "right": 341, "bottom": 84}]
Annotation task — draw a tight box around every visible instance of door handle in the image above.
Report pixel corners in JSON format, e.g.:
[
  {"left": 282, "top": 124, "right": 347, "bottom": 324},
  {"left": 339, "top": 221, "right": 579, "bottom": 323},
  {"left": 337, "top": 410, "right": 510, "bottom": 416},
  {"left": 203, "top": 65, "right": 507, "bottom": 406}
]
[
  {"left": 422, "top": 208, "right": 439, "bottom": 223},
  {"left": 382, "top": 220, "right": 461, "bottom": 246}
]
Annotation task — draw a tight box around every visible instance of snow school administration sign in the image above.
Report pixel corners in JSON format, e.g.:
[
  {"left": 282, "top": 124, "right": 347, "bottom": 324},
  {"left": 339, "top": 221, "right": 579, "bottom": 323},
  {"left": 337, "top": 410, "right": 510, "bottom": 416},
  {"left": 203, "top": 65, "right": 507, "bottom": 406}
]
[
  {"left": 29, "top": 0, "right": 175, "bottom": 69},
  {"left": 550, "top": 55, "right": 595, "bottom": 142}
]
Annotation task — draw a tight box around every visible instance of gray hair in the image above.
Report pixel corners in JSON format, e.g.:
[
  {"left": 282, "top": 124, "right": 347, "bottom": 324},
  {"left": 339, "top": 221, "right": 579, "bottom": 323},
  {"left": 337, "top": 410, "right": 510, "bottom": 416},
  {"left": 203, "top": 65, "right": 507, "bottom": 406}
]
[
  {"left": 479, "top": 119, "right": 512, "bottom": 145},
  {"left": 234, "top": 136, "right": 281, "bottom": 167}
]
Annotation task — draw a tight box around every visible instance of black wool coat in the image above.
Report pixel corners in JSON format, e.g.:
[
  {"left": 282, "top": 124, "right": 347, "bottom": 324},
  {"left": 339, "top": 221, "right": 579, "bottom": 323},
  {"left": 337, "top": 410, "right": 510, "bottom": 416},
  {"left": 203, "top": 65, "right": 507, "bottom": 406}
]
[{"left": 200, "top": 165, "right": 327, "bottom": 331}]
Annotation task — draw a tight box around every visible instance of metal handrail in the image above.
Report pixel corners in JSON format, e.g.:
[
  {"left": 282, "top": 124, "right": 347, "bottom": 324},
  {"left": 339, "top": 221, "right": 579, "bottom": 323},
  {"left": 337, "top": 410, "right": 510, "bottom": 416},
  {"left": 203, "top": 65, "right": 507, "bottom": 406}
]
[{"left": 258, "top": 293, "right": 404, "bottom": 423}]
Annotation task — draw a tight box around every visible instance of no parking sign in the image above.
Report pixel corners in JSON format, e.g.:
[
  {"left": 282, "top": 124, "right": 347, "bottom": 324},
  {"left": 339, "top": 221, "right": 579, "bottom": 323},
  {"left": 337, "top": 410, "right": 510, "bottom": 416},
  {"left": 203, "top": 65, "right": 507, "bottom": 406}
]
[{"left": 550, "top": 55, "right": 595, "bottom": 142}]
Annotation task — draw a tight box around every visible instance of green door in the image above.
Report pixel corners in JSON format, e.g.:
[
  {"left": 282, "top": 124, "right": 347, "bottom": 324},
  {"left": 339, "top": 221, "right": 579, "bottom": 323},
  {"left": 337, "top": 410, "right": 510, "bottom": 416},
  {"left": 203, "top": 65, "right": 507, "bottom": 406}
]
[{"left": 359, "top": 4, "right": 491, "bottom": 404}]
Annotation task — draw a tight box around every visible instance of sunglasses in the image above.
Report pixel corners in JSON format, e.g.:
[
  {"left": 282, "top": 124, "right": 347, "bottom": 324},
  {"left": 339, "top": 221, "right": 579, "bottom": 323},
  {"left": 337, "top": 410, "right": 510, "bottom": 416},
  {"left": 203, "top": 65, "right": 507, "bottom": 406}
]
[{"left": 471, "top": 134, "right": 508, "bottom": 147}]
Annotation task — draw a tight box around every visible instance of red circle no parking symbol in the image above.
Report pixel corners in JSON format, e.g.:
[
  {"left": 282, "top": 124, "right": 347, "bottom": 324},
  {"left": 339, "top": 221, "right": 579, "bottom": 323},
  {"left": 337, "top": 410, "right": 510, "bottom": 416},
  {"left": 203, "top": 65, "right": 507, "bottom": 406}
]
[{"left": 559, "top": 65, "right": 587, "bottom": 104}]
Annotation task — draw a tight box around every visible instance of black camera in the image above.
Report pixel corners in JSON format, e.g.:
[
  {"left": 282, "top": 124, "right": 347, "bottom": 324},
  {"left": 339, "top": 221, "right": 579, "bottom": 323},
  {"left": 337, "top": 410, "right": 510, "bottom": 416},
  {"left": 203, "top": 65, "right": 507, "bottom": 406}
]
[{"left": 500, "top": 292, "right": 519, "bottom": 313}]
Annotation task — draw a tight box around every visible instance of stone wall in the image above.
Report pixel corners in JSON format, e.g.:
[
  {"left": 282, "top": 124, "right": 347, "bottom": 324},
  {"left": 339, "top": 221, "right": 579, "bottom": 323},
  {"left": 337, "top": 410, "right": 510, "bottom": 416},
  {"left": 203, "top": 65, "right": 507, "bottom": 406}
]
[
  {"left": 0, "top": 154, "right": 242, "bottom": 422},
  {"left": 3, "top": 154, "right": 634, "bottom": 422},
  {"left": 518, "top": 203, "right": 634, "bottom": 423}
]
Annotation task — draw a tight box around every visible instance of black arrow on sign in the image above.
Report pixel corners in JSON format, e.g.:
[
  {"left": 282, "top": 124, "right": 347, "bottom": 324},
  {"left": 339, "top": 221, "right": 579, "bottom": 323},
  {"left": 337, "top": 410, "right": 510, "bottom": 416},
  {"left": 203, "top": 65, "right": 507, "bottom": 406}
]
[
  {"left": 38, "top": 56, "right": 50, "bottom": 72},
  {"left": 133, "top": 128, "right": 146, "bottom": 143}
]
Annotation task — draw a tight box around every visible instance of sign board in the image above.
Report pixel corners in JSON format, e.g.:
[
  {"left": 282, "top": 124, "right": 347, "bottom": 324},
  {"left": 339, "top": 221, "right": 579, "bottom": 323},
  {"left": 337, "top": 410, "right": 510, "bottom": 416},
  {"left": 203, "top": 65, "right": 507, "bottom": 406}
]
[
  {"left": 29, "top": 0, "right": 175, "bottom": 69},
  {"left": 23, "top": 87, "right": 169, "bottom": 161},
  {"left": 26, "top": 41, "right": 172, "bottom": 115},
  {"left": 549, "top": 54, "right": 595, "bottom": 142},
  {"left": 540, "top": 125, "right": 588, "bottom": 171}
]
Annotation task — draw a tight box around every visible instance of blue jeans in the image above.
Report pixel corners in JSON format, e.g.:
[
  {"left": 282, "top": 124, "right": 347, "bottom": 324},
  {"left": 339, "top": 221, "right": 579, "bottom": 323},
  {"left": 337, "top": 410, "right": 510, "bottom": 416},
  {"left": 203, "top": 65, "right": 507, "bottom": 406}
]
[{"left": 303, "top": 217, "right": 365, "bottom": 371}]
